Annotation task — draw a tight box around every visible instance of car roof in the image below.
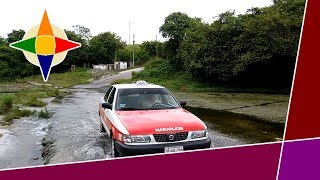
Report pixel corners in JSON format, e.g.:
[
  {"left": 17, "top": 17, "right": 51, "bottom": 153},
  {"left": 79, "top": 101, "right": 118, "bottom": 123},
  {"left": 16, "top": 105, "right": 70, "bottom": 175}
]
[{"left": 112, "top": 81, "right": 164, "bottom": 89}]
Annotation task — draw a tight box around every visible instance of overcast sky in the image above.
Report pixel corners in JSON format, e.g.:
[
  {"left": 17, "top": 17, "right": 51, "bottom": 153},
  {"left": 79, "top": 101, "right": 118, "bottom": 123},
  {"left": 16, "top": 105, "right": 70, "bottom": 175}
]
[{"left": 1, "top": 0, "right": 273, "bottom": 44}]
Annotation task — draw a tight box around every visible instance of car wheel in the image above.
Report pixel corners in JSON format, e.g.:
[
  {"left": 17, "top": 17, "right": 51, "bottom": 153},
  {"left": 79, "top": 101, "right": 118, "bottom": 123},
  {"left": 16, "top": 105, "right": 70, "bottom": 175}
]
[
  {"left": 111, "top": 137, "right": 120, "bottom": 158},
  {"left": 99, "top": 116, "right": 106, "bottom": 133}
]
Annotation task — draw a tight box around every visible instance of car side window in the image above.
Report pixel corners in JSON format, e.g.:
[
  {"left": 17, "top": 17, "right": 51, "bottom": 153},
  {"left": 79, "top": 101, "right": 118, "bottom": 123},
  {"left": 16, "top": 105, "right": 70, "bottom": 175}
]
[
  {"left": 107, "top": 87, "right": 116, "bottom": 104},
  {"left": 104, "top": 87, "right": 113, "bottom": 102}
]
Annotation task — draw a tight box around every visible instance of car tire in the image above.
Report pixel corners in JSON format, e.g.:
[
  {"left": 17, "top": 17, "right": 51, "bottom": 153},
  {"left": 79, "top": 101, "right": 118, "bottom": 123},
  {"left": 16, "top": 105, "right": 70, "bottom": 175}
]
[
  {"left": 111, "top": 136, "right": 120, "bottom": 158},
  {"left": 99, "top": 116, "right": 106, "bottom": 133}
]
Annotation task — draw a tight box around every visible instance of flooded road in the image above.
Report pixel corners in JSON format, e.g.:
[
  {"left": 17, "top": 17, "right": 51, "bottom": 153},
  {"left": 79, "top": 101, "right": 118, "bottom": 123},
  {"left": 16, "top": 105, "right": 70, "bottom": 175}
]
[
  {"left": 0, "top": 68, "right": 284, "bottom": 169},
  {"left": 185, "top": 106, "right": 284, "bottom": 144},
  {"left": 0, "top": 117, "right": 49, "bottom": 169}
]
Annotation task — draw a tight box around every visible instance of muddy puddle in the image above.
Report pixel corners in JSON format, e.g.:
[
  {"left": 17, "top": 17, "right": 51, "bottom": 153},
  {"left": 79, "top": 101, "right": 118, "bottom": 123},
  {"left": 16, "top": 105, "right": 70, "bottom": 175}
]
[{"left": 184, "top": 106, "right": 284, "bottom": 143}]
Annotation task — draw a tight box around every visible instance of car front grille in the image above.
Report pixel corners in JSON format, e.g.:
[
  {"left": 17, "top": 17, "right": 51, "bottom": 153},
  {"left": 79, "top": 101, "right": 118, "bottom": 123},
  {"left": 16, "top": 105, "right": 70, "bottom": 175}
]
[{"left": 153, "top": 132, "right": 188, "bottom": 142}]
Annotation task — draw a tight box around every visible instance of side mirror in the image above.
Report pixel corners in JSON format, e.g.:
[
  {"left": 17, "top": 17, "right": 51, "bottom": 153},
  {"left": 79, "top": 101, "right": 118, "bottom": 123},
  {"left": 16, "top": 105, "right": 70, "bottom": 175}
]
[
  {"left": 179, "top": 100, "right": 187, "bottom": 106},
  {"left": 102, "top": 102, "right": 112, "bottom": 109}
]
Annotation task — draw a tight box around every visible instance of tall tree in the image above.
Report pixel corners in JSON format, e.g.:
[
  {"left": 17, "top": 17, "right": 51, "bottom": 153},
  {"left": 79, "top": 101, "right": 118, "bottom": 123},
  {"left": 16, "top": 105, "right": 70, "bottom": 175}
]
[
  {"left": 89, "top": 32, "right": 125, "bottom": 65},
  {"left": 7, "top": 29, "right": 25, "bottom": 44},
  {"left": 72, "top": 25, "right": 92, "bottom": 44},
  {"left": 160, "top": 12, "right": 199, "bottom": 67},
  {"left": 0, "top": 37, "right": 6, "bottom": 45},
  {"left": 52, "top": 30, "right": 89, "bottom": 71}
]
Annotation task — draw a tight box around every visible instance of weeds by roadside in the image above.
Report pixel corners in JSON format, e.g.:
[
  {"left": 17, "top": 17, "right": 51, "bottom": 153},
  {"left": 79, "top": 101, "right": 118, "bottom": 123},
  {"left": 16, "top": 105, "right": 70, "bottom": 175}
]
[
  {"left": 37, "top": 108, "right": 53, "bottom": 119},
  {"left": 15, "top": 68, "right": 92, "bottom": 88},
  {"left": 0, "top": 95, "right": 14, "bottom": 114},
  {"left": 24, "top": 96, "right": 47, "bottom": 107},
  {"left": 0, "top": 95, "right": 34, "bottom": 125},
  {"left": 0, "top": 87, "right": 60, "bottom": 125},
  {"left": 2, "top": 107, "right": 33, "bottom": 123}
]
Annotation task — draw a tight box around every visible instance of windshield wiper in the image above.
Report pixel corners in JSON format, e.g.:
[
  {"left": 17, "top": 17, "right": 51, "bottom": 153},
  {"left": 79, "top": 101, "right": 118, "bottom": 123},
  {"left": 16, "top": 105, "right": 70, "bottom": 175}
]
[
  {"left": 147, "top": 106, "right": 178, "bottom": 110},
  {"left": 118, "top": 107, "right": 144, "bottom": 111}
]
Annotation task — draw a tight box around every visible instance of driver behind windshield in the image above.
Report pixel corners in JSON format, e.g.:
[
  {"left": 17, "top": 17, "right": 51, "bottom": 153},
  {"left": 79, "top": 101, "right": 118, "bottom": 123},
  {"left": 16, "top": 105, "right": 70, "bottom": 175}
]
[{"left": 139, "top": 94, "right": 158, "bottom": 109}]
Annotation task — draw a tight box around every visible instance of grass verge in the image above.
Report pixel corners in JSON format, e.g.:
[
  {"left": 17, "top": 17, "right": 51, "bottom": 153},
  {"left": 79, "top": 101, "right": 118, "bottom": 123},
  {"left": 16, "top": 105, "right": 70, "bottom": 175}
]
[
  {"left": 0, "top": 68, "right": 93, "bottom": 125},
  {"left": 15, "top": 68, "right": 92, "bottom": 88},
  {"left": 0, "top": 95, "right": 34, "bottom": 125}
]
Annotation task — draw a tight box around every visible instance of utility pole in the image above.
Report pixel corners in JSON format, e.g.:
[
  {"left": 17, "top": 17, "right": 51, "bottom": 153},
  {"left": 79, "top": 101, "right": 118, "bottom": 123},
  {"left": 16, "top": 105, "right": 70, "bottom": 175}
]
[
  {"left": 156, "top": 34, "right": 159, "bottom": 59},
  {"left": 132, "top": 34, "right": 135, "bottom": 67},
  {"left": 128, "top": 22, "right": 131, "bottom": 45}
]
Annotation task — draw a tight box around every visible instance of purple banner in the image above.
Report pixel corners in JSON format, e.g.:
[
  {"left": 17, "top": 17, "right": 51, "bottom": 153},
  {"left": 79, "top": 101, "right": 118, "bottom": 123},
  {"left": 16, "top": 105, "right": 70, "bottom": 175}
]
[
  {"left": 279, "top": 139, "right": 320, "bottom": 180},
  {"left": 0, "top": 143, "right": 281, "bottom": 180}
]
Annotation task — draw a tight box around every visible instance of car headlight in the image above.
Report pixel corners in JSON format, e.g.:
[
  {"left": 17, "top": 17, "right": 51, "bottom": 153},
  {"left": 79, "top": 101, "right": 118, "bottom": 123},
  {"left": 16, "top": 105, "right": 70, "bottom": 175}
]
[
  {"left": 191, "top": 130, "right": 208, "bottom": 139},
  {"left": 123, "top": 134, "right": 151, "bottom": 143}
]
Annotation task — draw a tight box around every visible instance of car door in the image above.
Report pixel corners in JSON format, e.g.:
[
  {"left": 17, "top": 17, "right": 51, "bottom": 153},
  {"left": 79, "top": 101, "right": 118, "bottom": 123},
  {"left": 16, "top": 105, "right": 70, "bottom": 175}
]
[{"left": 101, "top": 86, "right": 116, "bottom": 135}]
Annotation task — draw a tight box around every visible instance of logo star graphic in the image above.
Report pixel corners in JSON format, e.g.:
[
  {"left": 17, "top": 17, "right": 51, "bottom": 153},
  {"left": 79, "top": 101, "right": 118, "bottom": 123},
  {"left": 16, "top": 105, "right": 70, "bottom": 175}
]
[{"left": 10, "top": 11, "right": 81, "bottom": 82}]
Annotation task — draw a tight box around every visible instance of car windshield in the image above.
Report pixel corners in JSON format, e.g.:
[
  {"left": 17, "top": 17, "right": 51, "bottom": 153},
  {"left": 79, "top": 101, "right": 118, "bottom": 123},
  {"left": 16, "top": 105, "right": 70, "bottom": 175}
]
[{"left": 116, "top": 88, "right": 180, "bottom": 110}]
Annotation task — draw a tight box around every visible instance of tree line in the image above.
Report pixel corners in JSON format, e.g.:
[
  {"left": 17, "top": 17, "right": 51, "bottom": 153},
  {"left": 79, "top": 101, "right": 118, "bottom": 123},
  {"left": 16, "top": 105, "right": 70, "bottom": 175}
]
[
  {"left": 0, "top": 26, "right": 162, "bottom": 80},
  {"left": 0, "top": 0, "right": 305, "bottom": 88},
  {"left": 159, "top": 0, "right": 305, "bottom": 88}
]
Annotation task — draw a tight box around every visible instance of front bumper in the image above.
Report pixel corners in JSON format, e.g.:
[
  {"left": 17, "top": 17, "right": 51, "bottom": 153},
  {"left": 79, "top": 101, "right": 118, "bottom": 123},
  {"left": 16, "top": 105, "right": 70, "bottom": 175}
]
[{"left": 115, "top": 138, "right": 211, "bottom": 156}]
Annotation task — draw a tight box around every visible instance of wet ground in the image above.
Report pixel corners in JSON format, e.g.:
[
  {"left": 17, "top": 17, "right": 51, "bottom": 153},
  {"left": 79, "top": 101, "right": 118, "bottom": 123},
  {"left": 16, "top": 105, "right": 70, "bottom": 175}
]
[
  {"left": 173, "top": 91, "right": 289, "bottom": 124},
  {"left": 0, "top": 68, "right": 285, "bottom": 169}
]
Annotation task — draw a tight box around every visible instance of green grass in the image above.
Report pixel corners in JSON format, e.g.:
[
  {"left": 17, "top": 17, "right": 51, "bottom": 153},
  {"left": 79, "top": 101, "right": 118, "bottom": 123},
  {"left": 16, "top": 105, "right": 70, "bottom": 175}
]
[
  {"left": 0, "top": 68, "right": 93, "bottom": 125},
  {"left": 2, "top": 107, "right": 33, "bottom": 123},
  {"left": 16, "top": 68, "right": 92, "bottom": 88},
  {"left": 13, "top": 86, "right": 60, "bottom": 107},
  {"left": 23, "top": 96, "right": 47, "bottom": 107},
  {"left": 0, "top": 95, "right": 14, "bottom": 114},
  {"left": 0, "top": 95, "right": 34, "bottom": 125}
]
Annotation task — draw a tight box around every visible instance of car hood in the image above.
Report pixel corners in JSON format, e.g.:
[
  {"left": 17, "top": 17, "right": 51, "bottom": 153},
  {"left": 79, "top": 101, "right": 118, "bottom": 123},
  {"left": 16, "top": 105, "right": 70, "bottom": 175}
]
[{"left": 115, "top": 108, "right": 206, "bottom": 135}]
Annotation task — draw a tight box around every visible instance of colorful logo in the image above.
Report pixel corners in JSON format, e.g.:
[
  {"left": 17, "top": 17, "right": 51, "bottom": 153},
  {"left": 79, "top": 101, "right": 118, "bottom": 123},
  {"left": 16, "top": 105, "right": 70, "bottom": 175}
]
[{"left": 9, "top": 11, "right": 81, "bottom": 82}]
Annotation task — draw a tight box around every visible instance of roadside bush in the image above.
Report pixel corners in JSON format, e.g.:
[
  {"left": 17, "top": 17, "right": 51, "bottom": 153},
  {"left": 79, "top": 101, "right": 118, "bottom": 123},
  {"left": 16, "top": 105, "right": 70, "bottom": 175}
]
[
  {"left": 0, "top": 95, "right": 14, "bottom": 114},
  {"left": 134, "top": 58, "right": 177, "bottom": 80}
]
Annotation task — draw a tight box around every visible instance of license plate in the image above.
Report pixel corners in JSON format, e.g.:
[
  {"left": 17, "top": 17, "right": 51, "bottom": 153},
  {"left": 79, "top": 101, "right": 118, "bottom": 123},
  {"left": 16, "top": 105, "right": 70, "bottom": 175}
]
[{"left": 164, "top": 146, "right": 184, "bottom": 153}]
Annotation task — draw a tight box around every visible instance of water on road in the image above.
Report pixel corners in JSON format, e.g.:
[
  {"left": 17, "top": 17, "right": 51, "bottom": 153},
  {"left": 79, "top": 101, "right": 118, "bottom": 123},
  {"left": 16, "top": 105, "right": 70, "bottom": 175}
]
[{"left": 0, "top": 68, "right": 284, "bottom": 169}]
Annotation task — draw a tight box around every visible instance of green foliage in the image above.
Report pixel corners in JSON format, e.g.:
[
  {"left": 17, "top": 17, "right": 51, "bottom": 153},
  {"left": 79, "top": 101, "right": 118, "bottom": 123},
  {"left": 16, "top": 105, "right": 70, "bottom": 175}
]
[
  {"left": 0, "top": 37, "right": 5, "bottom": 45},
  {"left": 141, "top": 41, "right": 164, "bottom": 58},
  {"left": 116, "top": 48, "right": 131, "bottom": 62},
  {"left": 0, "top": 0, "right": 305, "bottom": 89},
  {"left": 54, "top": 30, "right": 89, "bottom": 71},
  {"left": 165, "top": 0, "right": 305, "bottom": 88},
  {"left": 179, "top": 11, "right": 242, "bottom": 82},
  {"left": 0, "top": 95, "right": 33, "bottom": 124},
  {"left": 17, "top": 68, "right": 91, "bottom": 88},
  {"left": 89, "top": 32, "right": 125, "bottom": 65},
  {"left": 160, "top": 12, "right": 199, "bottom": 41},
  {"left": 2, "top": 107, "right": 33, "bottom": 124},
  {"left": 72, "top": 25, "right": 92, "bottom": 43},
  {"left": 24, "top": 96, "right": 47, "bottom": 107},
  {"left": 37, "top": 108, "right": 53, "bottom": 119},
  {"left": 135, "top": 58, "right": 176, "bottom": 78},
  {"left": 0, "top": 95, "right": 14, "bottom": 114},
  {"left": 0, "top": 44, "right": 38, "bottom": 81},
  {"left": 160, "top": 12, "right": 202, "bottom": 67},
  {"left": 116, "top": 44, "right": 158, "bottom": 66},
  {"left": 7, "top": 29, "right": 25, "bottom": 44}
]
